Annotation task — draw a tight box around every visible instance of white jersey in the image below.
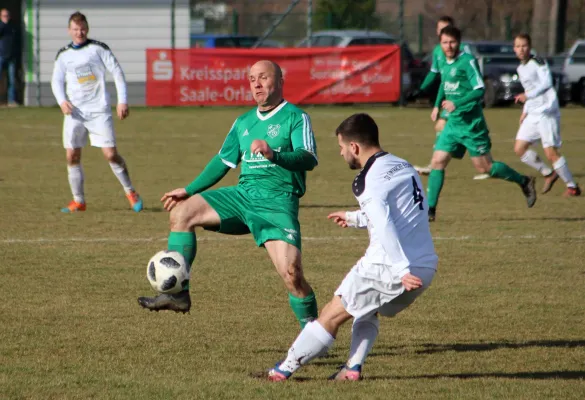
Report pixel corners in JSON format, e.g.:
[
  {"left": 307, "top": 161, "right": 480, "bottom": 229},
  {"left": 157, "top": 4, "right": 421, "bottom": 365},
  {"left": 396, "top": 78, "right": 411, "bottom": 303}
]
[
  {"left": 345, "top": 152, "right": 438, "bottom": 279},
  {"left": 51, "top": 39, "right": 127, "bottom": 113},
  {"left": 517, "top": 56, "right": 559, "bottom": 116}
]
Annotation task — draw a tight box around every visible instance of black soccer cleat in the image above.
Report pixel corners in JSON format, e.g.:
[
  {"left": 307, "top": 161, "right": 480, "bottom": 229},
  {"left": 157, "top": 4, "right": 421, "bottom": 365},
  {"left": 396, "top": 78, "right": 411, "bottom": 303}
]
[
  {"left": 428, "top": 207, "right": 436, "bottom": 222},
  {"left": 521, "top": 176, "right": 537, "bottom": 208},
  {"left": 137, "top": 291, "right": 191, "bottom": 314}
]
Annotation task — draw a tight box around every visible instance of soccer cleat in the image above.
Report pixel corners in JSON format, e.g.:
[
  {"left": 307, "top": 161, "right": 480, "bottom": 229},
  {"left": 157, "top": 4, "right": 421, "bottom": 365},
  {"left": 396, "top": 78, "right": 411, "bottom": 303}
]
[
  {"left": 520, "top": 176, "right": 537, "bottom": 208},
  {"left": 266, "top": 364, "right": 292, "bottom": 382},
  {"left": 414, "top": 165, "right": 432, "bottom": 176},
  {"left": 61, "top": 200, "right": 86, "bottom": 213},
  {"left": 473, "top": 173, "right": 490, "bottom": 180},
  {"left": 564, "top": 185, "right": 582, "bottom": 197},
  {"left": 137, "top": 290, "right": 191, "bottom": 313},
  {"left": 126, "top": 190, "right": 143, "bottom": 212},
  {"left": 541, "top": 171, "right": 559, "bottom": 194},
  {"left": 428, "top": 207, "right": 436, "bottom": 222},
  {"left": 328, "top": 364, "right": 362, "bottom": 381}
]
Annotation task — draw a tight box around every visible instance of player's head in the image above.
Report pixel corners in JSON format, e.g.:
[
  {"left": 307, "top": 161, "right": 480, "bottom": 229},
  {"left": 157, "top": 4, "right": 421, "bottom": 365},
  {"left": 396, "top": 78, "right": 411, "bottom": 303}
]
[
  {"left": 1, "top": 8, "right": 10, "bottom": 23},
  {"left": 249, "top": 60, "right": 284, "bottom": 108},
  {"left": 335, "top": 113, "right": 380, "bottom": 170},
  {"left": 514, "top": 33, "right": 532, "bottom": 62},
  {"left": 437, "top": 16, "right": 454, "bottom": 37},
  {"left": 68, "top": 11, "right": 89, "bottom": 45},
  {"left": 440, "top": 25, "right": 461, "bottom": 59}
]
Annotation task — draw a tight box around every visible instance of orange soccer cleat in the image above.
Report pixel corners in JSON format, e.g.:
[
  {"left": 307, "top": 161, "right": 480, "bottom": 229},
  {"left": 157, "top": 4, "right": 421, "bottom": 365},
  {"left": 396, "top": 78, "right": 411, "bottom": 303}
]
[{"left": 61, "top": 200, "right": 86, "bottom": 213}]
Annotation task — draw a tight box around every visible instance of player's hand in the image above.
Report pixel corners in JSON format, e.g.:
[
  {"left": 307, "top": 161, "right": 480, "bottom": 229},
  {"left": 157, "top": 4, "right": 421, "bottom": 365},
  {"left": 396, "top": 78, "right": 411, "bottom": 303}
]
[
  {"left": 401, "top": 273, "right": 423, "bottom": 291},
  {"left": 430, "top": 107, "right": 439, "bottom": 122},
  {"left": 117, "top": 103, "right": 130, "bottom": 120},
  {"left": 442, "top": 100, "right": 456, "bottom": 112},
  {"left": 60, "top": 101, "right": 73, "bottom": 115},
  {"left": 327, "top": 211, "right": 348, "bottom": 228},
  {"left": 250, "top": 139, "right": 274, "bottom": 160},
  {"left": 519, "top": 112, "right": 527, "bottom": 125},
  {"left": 515, "top": 93, "right": 527, "bottom": 103},
  {"left": 161, "top": 188, "right": 189, "bottom": 211}
]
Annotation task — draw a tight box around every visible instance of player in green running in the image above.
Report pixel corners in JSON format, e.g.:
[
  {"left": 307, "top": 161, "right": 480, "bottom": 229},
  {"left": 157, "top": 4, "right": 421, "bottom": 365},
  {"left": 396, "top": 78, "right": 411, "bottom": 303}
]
[
  {"left": 426, "top": 26, "right": 536, "bottom": 222},
  {"left": 412, "top": 16, "right": 485, "bottom": 179},
  {"left": 138, "top": 60, "right": 319, "bottom": 328}
]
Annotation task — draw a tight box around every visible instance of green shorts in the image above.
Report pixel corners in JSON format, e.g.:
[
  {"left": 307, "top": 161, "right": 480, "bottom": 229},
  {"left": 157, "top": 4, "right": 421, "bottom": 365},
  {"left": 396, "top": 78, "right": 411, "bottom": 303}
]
[
  {"left": 199, "top": 185, "right": 302, "bottom": 250},
  {"left": 435, "top": 119, "right": 491, "bottom": 159}
]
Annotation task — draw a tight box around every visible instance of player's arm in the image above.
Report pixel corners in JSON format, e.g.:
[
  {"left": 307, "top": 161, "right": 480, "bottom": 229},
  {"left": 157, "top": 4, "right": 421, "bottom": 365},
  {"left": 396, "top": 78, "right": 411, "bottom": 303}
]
[
  {"left": 450, "top": 58, "right": 484, "bottom": 111},
  {"left": 184, "top": 120, "right": 240, "bottom": 196},
  {"left": 434, "top": 80, "right": 445, "bottom": 109},
  {"left": 271, "top": 112, "right": 318, "bottom": 171},
  {"left": 345, "top": 210, "right": 369, "bottom": 228},
  {"left": 99, "top": 46, "right": 128, "bottom": 106},
  {"left": 525, "top": 60, "right": 553, "bottom": 99},
  {"left": 361, "top": 195, "right": 412, "bottom": 279},
  {"left": 419, "top": 48, "right": 440, "bottom": 93},
  {"left": 51, "top": 55, "right": 72, "bottom": 114}
]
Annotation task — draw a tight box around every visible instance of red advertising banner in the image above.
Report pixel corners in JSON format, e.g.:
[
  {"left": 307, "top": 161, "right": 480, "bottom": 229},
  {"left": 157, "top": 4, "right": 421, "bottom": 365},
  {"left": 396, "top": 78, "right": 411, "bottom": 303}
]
[{"left": 146, "top": 46, "right": 401, "bottom": 106}]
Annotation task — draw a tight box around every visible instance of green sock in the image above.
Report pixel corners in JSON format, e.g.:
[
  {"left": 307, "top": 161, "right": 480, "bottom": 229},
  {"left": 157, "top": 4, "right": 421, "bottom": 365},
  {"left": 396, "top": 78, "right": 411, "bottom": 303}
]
[
  {"left": 288, "top": 292, "right": 318, "bottom": 329},
  {"left": 427, "top": 169, "right": 445, "bottom": 208},
  {"left": 489, "top": 161, "right": 526, "bottom": 185},
  {"left": 168, "top": 231, "right": 197, "bottom": 291}
]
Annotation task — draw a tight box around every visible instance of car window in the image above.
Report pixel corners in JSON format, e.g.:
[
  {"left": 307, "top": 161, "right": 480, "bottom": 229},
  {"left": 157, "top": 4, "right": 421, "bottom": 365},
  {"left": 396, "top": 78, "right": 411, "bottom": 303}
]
[
  {"left": 214, "top": 38, "right": 238, "bottom": 48},
  {"left": 574, "top": 44, "right": 585, "bottom": 55},
  {"left": 313, "top": 36, "right": 343, "bottom": 47},
  {"left": 347, "top": 38, "right": 372, "bottom": 46},
  {"left": 476, "top": 44, "right": 515, "bottom": 55},
  {"left": 371, "top": 38, "right": 396, "bottom": 45},
  {"left": 235, "top": 37, "right": 259, "bottom": 48}
]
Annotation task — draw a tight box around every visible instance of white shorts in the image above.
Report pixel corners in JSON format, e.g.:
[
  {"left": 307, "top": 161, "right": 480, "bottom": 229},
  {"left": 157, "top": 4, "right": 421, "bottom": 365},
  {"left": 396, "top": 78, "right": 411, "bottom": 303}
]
[
  {"left": 516, "top": 113, "right": 561, "bottom": 149},
  {"left": 334, "top": 262, "right": 436, "bottom": 321},
  {"left": 63, "top": 110, "right": 116, "bottom": 149}
]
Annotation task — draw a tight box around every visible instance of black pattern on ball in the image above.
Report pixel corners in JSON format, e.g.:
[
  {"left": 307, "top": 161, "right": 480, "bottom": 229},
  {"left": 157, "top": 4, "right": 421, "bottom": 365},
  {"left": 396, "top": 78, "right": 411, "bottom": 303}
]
[
  {"left": 161, "top": 276, "right": 178, "bottom": 292},
  {"left": 159, "top": 256, "right": 181, "bottom": 269},
  {"left": 148, "top": 261, "right": 156, "bottom": 281}
]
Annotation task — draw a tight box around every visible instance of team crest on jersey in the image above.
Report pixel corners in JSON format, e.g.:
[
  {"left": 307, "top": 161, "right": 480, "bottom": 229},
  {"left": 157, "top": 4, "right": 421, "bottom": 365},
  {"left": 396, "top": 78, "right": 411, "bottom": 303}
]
[
  {"left": 75, "top": 65, "right": 96, "bottom": 83},
  {"left": 267, "top": 124, "right": 280, "bottom": 138},
  {"left": 449, "top": 67, "right": 457, "bottom": 77}
]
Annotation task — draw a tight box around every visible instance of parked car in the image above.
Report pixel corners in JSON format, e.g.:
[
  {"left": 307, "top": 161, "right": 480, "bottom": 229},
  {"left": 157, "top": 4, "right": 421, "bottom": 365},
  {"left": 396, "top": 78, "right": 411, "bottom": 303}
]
[
  {"left": 190, "top": 34, "right": 283, "bottom": 48},
  {"left": 296, "top": 30, "right": 417, "bottom": 97},
  {"left": 563, "top": 39, "right": 585, "bottom": 105}
]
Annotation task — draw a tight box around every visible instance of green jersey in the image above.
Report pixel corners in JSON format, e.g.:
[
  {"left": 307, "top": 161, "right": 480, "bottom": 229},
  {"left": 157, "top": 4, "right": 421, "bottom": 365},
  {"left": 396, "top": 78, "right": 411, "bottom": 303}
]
[
  {"left": 436, "top": 52, "right": 486, "bottom": 119},
  {"left": 218, "top": 101, "right": 317, "bottom": 197}
]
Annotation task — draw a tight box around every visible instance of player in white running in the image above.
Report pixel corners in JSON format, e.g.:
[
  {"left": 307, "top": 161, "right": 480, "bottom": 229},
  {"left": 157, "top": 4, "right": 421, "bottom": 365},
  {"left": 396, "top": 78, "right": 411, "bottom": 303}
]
[
  {"left": 51, "top": 11, "right": 143, "bottom": 213},
  {"left": 266, "top": 113, "right": 438, "bottom": 381},
  {"left": 513, "top": 33, "right": 581, "bottom": 197}
]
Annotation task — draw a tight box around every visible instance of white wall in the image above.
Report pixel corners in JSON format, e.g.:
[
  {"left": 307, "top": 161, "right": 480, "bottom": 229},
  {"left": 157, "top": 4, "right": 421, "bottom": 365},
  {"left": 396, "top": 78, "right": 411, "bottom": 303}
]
[{"left": 24, "top": 0, "right": 190, "bottom": 105}]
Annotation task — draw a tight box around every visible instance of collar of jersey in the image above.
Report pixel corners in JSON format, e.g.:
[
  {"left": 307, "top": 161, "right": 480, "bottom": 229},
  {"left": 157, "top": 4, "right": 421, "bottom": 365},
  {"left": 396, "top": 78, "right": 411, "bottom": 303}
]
[
  {"left": 70, "top": 40, "right": 91, "bottom": 50},
  {"left": 446, "top": 51, "right": 463, "bottom": 64},
  {"left": 256, "top": 100, "right": 288, "bottom": 121}
]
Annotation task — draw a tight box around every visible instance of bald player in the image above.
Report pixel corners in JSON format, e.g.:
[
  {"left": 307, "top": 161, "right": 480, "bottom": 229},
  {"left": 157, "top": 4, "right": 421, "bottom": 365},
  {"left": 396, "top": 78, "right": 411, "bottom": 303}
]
[{"left": 138, "top": 60, "right": 320, "bottom": 329}]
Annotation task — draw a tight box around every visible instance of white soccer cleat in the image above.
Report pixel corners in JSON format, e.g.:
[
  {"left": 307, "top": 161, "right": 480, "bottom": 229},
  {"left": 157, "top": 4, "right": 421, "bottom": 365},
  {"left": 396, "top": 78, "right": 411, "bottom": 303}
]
[
  {"left": 414, "top": 165, "right": 432, "bottom": 176},
  {"left": 473, "top": 174, "right": 490, "bottom": 180}
]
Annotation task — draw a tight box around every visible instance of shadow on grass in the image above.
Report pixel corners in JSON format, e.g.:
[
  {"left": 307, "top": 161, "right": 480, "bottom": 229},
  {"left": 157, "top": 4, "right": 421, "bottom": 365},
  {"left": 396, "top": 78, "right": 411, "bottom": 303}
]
[
  {"left": 416, "top": 339, "right": 585, "bottom": 354},
  {"left": 366, "top": 370, "right": 585, "bottom": 380}
]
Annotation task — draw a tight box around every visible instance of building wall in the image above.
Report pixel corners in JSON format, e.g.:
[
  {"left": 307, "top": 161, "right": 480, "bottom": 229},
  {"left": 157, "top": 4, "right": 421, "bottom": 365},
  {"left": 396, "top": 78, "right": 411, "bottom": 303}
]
[{"left": 23, "top": 0, "right": 190, "bottom": 106}]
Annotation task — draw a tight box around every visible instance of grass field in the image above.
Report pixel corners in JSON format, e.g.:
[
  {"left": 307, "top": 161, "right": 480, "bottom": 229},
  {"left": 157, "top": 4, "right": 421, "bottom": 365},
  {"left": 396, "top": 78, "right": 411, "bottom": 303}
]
[{"left": 1, "top": 106, "right": 584, "bottom": 399}]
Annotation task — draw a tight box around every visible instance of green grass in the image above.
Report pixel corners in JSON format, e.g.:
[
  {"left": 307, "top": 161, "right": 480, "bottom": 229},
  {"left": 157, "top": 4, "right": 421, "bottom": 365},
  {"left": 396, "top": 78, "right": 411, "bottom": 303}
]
[{"left": 0, "top": 106, "right": 584, "bottom": 399}]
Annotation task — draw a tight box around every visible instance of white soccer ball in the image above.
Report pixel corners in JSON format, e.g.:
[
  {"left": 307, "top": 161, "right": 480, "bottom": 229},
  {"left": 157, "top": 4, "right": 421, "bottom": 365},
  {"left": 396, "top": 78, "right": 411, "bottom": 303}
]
[{"left": 146, "top": 250, "right": 190, "bottom": 294}]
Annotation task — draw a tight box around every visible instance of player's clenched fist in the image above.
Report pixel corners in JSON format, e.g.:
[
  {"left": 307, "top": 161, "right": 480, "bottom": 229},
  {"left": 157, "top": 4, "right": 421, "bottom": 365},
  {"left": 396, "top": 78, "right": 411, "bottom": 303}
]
[
  {"left": 161, "top": 188, "right": 189, "bottom": 211},
  {"left": 250, "top": 139, "right": 274, "bottom": 160}
]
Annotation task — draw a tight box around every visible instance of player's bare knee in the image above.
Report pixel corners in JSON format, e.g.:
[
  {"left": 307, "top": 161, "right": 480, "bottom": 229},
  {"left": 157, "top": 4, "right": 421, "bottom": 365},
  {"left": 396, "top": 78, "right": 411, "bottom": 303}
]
[
  {"left": 435, "top": 119, "right": 445, "bottom": 133},
  {"left": 514, "top": 145, "right": 526, "bottom": 158},
  {"left": 284, "top": 262, "right": 303, "bottom": 289},
  {"left": 169, "top": 202, "right": 194, "bottom": 231}
]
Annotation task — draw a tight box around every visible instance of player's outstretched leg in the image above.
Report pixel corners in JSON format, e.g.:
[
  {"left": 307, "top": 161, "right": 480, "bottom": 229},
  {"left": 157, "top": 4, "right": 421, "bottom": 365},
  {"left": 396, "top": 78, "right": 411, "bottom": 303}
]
[
  {"left": 543, "top": 147, "right": 581, "bottom": 197},
  {"left": 414, "top": 118, "right": 446, "bottom": 176},
  {"left": 426, "top": 150, "right": 451, "bottom": 222},
  {"left": 266, "top": 296, "right": 350, "bottom": 381},
  {"left": 102, "top": 147, "right": 143, "bottom": 212},
  {"left": 138, "top": 195, "right": 219, "bottom": 313},
  {"left": 514, "top": 141, "right": 558, "bottom": 194},
  {"left": 62, "top": 148, "right": 87, "bottom": 213}
]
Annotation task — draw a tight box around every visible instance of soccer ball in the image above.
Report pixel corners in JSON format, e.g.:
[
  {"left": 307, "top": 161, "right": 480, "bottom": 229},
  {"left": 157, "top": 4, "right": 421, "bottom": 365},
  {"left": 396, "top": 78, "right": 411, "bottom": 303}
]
[{"left": 146, "top": 250, "right": 190, "bottom": 294}]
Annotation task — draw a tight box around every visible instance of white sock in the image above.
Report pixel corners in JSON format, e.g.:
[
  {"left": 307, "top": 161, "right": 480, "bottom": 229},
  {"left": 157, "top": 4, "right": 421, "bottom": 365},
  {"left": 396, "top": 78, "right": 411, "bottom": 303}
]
[
  {"left": 67, "top": 164, "right": 85, "bottom": 204},
  {"left": 346, "top": 314, "right": 380, "bottom": 368},
  {"left": 109, "top": 157, "right": 134, "bottom": 193},
  {"left": 553, "top": 156, "right": 576, "bottom": 187},
  {"left": 520, "top": 149, "right": 553, "bottom": 176},
  {"left": 278, "top": 321, "right": 335, "bottom": 375}
]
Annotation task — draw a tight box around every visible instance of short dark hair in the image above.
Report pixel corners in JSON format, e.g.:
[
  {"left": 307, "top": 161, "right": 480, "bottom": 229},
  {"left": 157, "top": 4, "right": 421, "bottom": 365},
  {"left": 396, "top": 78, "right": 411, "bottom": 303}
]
[
  {"left": 69, "top": 11, "right": 88, "bottom": 27},
  {"left": 335, "top": 113, "right": 380, "bottom": 147},
  {"left": 438, "top": 15, "right": 455, "bottom": 25},
  {"left": 440, "top": 25, "right": 461, "bottom": 43},
  {"left": 514, "top": 33, "right": 532, "bottom": 46}
]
